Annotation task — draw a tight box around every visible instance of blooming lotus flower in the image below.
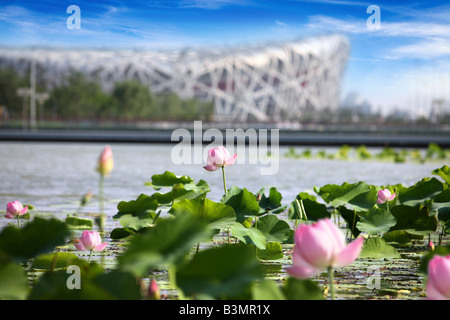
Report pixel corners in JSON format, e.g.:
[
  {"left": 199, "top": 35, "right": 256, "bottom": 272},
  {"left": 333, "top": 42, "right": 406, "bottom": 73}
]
[
  {"left": 287, "top": 218, "right": 364, "bottom": 279},
  {"left": 203, "top": 146, "right": 237, "bottom": 172},
  {"left": 377, "top": 188, "right": 396, "bottom": 204},
  {"left": 75, "top": 230, "right": 108, "bottom": 252},
  {"left": 426, "top": 254, "right": 450, "bottom": 300},
  {"left": 97, "top": 145, "right": 114, "bottom": 176},
  {"left": 5, "top": 200, "right": 28, "bottom": 219}
]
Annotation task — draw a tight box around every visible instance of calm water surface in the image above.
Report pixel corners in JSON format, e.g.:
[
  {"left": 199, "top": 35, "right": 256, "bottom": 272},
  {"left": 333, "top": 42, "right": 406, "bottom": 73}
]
[{"left": 0, "top": 141, "right": 445, "bottom": 225}]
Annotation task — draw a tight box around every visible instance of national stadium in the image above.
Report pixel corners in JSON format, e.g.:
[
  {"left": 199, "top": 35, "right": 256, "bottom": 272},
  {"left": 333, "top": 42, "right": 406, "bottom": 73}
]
[{"left": 0, "top": 34, "right": 349, "bottom": 122}]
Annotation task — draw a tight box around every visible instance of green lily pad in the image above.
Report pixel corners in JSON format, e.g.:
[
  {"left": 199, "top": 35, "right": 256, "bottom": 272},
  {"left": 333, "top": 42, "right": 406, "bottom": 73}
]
[
  {"left": 252, "top": 279, "right": 285, "bottom": 300},
  {"left": 256, "top": 241, "right": 283, "bottom": 260},
  {"left": 0, "top": 262, "right": 28, "bottom": 300},
  {"left": 336, "top": 206, "right": 361, "bottom": 238},
  {"left": 151, "top": 180, "right": 210, "bottom": 205},
  {"left": 116, "top": 211, "right": 157, "bottom": 230},
  {"left": 397, "top": 177, "right": 444, "bottom": 207},
  {"left": 28, "top": 266, "right": 142, "bottom": 300},
  {"left": 432, "top": 165, "right": 450, "bottom": 185},
  {"left": 359, "top": 237, "right": 401, "bottom": 259},
  {"left": 315, "top": 181, "right": 377, "bottom": 211},
  {"left": 356, "top": 208, "right": 397, "bottom": 236},
  {"left": 291, "top": 192, "right": 331, "bottom": 221},
  {"left": 390, "top": 205, "right": 438, "bottom": 235},
  {"left": 256, "top": 215, "right": 292, "bottom": 244},
  {"left": 113, "top": 193, "right": 159, "bottom": 220},
  {"left": 32, "top": 252, "right": 83, "bottom": 270},
  {"left": 175, "top": 245, "right": 264, "bottom": 299},
  {"left": 169, "top": 198, "right": 236, "bottom": 231},
  {"left": 282, "top": 277, "right": 324, "bottom": 300},
  {"left": 145, "top": 170, "right": 194, "bottom": 190},
  {"left": 221, "top": 186, "right": 261, "bottom": 222},
  {"left": 65, "top": 216, "right": 93, "bottom": 230},
  {"left": 118, "top": 214, "right": 211, "bottom": 277},
  {"left": 0, "top": 217, "right": 70, "bottom": 263},
  {"left": 231, "top": 222, "right": 266, "bottom": 250},
  {"left": 110, "top": 227, "right": 137, "bottom": 240},
  {"left": 258, "top": 187, "right": 285, "bottom": 213},
  {"left": 382, "top": 230, "right": 418, "bottom": 245}
]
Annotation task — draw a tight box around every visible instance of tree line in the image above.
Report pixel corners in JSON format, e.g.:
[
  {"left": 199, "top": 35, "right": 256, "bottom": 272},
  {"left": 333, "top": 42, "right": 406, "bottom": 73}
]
[{"left": 0, "top": 66, "right": 214, "bottom": 123}]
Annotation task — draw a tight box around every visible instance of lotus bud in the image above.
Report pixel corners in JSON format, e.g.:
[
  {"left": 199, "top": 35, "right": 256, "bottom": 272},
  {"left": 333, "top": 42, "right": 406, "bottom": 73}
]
[
  {"left": 148, "top": 279, "right": 161, "bottom": 300},
  {"left": 97, "top": 145, "right": 114, "bottom": 176}
]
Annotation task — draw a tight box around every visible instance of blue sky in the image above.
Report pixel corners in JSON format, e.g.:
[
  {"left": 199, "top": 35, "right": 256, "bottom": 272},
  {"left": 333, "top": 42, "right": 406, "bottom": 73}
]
[{"left": 1, "top": 0, "right": 450, "bottom": 118}]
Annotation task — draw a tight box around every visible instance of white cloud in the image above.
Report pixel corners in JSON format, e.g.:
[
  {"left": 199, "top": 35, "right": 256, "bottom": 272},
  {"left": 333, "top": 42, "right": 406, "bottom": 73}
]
[
  {"left": 178, "top": 0, "right": 246, "bottom": 9},
  {"left": 305, "top": 15, "right": 450, "bottom": 60},
  {"left": 386, "top": 37, "right": 450, "bottom": 60}
]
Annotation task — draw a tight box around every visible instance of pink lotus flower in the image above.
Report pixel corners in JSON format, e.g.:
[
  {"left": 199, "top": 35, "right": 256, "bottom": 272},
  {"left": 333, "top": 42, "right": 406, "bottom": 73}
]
[
  {"left": 287, "top": 218, "right": 364, "bottom": 279},
  {"left": 426, "top": 254, "right": 450, "bottom": 300},
  {"left": 97, "top": 145, "right": 114, "bottom": 176},
  {"left": 5, "top": 200, "right": 28, "bottom": 219},
  {"left": 377, "top": 188, "right": 396, "bottom": 204},
  {"left": 203, "top": 146, "right": 237, "bottom": 172},
  {"left": 147, "top": 279, "right": 161, "bottom": 300},
  {"left": 75, "top": 230, "right": 108, "bottom": 252}
]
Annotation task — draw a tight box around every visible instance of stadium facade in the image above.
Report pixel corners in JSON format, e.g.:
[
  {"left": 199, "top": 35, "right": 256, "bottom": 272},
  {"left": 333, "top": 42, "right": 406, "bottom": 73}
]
[{"left": 0, "top": 34, "right": 349, "bottom": 122}]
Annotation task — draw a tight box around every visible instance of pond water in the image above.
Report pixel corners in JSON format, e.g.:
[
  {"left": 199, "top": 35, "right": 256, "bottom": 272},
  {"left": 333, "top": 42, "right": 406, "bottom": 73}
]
[
  {"left": 0, "top": 141, "right": 447, "bottom": 300},
  {"left": 0, "top": 141, "right": 444, "bottom": 217}
]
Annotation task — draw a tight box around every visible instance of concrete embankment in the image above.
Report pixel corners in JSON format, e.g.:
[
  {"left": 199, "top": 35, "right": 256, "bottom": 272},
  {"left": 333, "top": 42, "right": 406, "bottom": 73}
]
[{"left": 0, "top": 128, "right": 449, "bottom": 148}]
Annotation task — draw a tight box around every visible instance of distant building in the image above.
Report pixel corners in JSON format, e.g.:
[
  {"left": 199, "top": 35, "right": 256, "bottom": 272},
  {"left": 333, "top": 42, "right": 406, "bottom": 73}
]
[
  {"left": 0, "top": 35, "right": 349, "bottom": 122},
  {"left": 340, "top": 92, "right": 372, "bottom": 115},
  {"left": 429, "top": 99, "right": 448, "bottom": 123}
]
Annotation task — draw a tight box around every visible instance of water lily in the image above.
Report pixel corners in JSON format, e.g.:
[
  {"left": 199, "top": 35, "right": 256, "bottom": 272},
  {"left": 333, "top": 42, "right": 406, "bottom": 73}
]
[
  {"left": 203, "top": 146, "right": 237, "bottom": 173},
  {"left": 75, "top": 230, "right": 108, "bottom": 263},
  {"left": 377, "top": 188, "right": 396, "bottom": 204},
  {"left": 5, "top": 200, "right": 28, "bottom": 226},
  {"left": 203, "top": 145, "right": 237, "bottom": 244},
  {"left": 287, "top": 218, "right": 364, "bottom": 299},
  {"left": 426, "top": 254, "right": 450, "bottom": 300}
]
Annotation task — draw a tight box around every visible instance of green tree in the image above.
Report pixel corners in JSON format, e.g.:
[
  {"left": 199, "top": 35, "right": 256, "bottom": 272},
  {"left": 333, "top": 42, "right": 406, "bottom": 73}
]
[
  {"left": 0, "top": 66, "right": 28, "bottom": 119},
  {"left": 110, "top": 80, "right": 153, "bottom": 120},
  {"left": 45, "top": 72, "right": 111, "bottom": 120}
]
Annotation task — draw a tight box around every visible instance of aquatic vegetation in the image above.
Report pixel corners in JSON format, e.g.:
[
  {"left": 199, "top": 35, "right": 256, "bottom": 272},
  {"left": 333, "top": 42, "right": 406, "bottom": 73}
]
[
  {"left": 284, "top": 143, "right": 450, "bottom": 164},
  {"left": 0, "top": 146, "right": 449, "bottom": 301}
]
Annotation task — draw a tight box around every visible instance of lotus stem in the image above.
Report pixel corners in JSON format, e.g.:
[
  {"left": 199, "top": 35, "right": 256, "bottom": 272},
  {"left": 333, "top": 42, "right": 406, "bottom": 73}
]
[
  {"left": 88, "top": 249, "right": 93, "bottom": 263},
  {"left": 221, "top": 166, "right": 227, "bottom": 194},
  {"left": 328, "top": 266, "right": 335, "bottom": 300}
]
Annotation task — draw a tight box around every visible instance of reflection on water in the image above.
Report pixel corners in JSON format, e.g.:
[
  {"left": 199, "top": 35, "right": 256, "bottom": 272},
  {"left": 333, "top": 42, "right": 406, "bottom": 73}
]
[{"left": 0, "top": 141, "right": 445, "bottom": 221}]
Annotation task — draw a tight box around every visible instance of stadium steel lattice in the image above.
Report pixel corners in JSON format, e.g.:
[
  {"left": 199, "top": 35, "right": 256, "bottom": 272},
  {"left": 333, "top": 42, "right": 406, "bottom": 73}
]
[{"left": 0, "top": 34, "right": 349, "bottom": 122}]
